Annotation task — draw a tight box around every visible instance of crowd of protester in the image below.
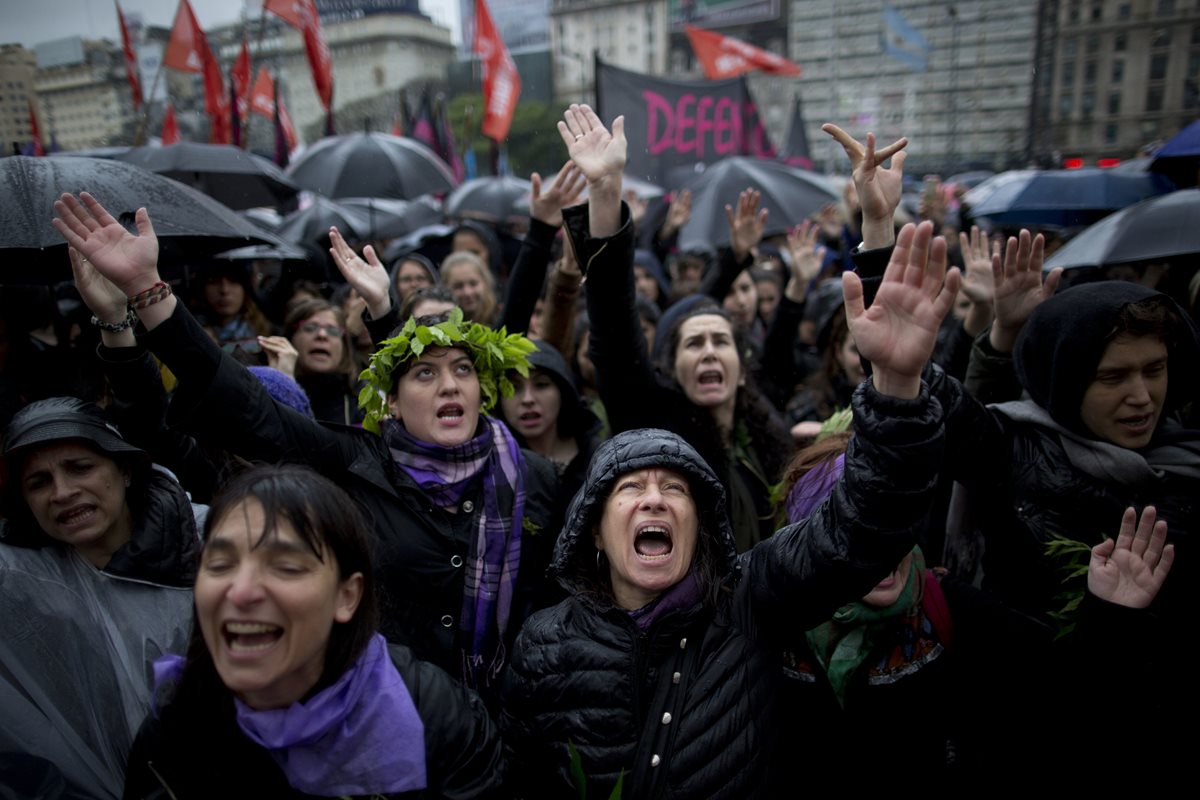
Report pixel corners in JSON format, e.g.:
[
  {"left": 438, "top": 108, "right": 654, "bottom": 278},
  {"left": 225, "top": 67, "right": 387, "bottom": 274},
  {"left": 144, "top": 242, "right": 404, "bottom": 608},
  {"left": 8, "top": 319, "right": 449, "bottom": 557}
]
[{"left": 0, "top": 104, "right": 1194, "bottom": 798}]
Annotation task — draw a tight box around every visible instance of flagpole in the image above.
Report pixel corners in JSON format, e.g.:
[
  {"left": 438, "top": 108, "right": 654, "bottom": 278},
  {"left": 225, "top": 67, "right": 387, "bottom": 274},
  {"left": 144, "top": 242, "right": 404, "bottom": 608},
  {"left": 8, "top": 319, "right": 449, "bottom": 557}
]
[
  {"left": 241, "top": 4, "right": 270, "bottom": 150},
  {"left": 133, "top": 60, "right": 165, "bottom": 146}
]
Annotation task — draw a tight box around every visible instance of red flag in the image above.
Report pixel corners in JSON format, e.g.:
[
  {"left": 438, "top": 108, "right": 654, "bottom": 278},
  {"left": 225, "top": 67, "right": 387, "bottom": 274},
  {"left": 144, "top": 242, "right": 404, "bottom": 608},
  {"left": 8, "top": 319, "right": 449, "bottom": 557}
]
[
  {"left": 685, "top": 25, "right": 802, "bottom": 80},
  {"left": 473, "top": 0, "right": 521, "bottom": 141},
  {"left": 265, "top": 0, "right": 333, "bottom": 113},
  {"left": 163, "top": 1, "right": 229, "bottom": 143},
  {"left": 232, "top": 38, "right": 251, "bottom": 119},
  {"left": 161, "top": 103, "right": 180, "bottom": 144},
  {"left": 116, "top": 2, "right": 143, "bottom": 109},
  {"left": 27, "top": 101, "right": 45, "bottom": 156},
  {"left": 249, "top": 68, "right": 297, "bottom": 151}
]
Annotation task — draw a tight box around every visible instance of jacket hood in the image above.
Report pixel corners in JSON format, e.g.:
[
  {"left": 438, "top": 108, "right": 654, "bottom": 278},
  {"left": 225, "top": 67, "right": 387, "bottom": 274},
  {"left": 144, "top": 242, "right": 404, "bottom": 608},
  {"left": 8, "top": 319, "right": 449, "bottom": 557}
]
[
  {"left": 1014, "top": 281, "right": 1200, "bottom": 436},
  {"left": 497, "top": 340, "right": 600, "bottom": 442},
  {"left": 549, "top": 428, "right": 738, "bottom": 596},
  {"left": 389, "top": 252, "right": 440, "bottom": 301},
  {"left": 633, "top": 249, "right": 671, "bottom": 298}
]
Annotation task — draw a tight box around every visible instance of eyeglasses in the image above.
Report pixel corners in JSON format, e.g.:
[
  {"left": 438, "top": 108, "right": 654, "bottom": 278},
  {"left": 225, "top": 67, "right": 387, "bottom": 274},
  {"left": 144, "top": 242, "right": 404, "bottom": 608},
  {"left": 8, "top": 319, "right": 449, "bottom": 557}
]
[{"left": 298, "top": 321, "right": 344, "bottom": 338}]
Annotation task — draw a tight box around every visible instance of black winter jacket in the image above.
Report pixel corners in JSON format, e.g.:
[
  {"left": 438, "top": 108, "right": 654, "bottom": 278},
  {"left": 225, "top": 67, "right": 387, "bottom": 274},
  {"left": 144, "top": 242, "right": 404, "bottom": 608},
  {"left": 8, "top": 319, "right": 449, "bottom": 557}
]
[
  {"left": 500, "top": 379, "right": 945, "bottom": 798},
  {"left": 124, "top": 643, "right": 503, "bottom": 799},
  {"left": 139, "top": 303, "right": 562, "bottom": 700}
]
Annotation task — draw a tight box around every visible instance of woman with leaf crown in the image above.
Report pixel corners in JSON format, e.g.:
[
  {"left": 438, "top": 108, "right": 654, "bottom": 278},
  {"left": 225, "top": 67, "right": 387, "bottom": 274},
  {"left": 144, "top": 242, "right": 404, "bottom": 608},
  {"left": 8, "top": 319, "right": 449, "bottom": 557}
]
[{"left": 54, "top": 193, "right": 563, "bottom": 708}]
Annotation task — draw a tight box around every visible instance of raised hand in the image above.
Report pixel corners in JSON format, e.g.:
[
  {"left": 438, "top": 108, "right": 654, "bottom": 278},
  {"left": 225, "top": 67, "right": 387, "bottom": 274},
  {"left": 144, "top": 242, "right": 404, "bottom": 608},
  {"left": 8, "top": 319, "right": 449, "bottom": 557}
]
[
  {"left": 988, "top": 229, "right": 1063, "bottom": 352},
  {"left": 70, "top": 246, "right": 128, "bottom": 325},
  {"left": 725, "top": 188, "right": 768, "bottom": 263},
  {"left": 530, "top": 161, "right": 587, "bottom": 228},
  {"left": 624, "top": 189, "right": 649, "bottom": 228},
  {"left": 821, "top": 125, "right": 908, "bottom": 248},
  {"left": 843, "top": 221, "right": 961, "bottom": 399},
  {"left": 659, "top": 188, "right": 692, "bottom": 239},
  {"left": 329, "top": 227, "right": 390, "bottom": 319},
  {"left": 558, "top": 104, "right": 626, "bottom": 187},
  {"left": 258, "top": 336, "right": 299, "bottom": 379},
  {"left": 1088, "top": 506, "right": 1174, "bottom": 609},
  {"left": 784, "top": 219, "right": 827, "bottom": 301},
  {"left": 53, "top": 192, "right": 161, "bottom": 297}
]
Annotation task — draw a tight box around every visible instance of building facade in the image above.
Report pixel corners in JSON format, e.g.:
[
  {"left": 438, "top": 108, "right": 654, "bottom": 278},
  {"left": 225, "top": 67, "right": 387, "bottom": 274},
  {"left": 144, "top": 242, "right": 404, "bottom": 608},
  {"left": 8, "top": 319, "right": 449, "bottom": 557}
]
[
  {"left": 549, "top": 0, "right": 670, "bottom": 104},
  {"left": 0, "top": 44, "right": 38, "bottom": 154},
  {"left": 1034, "top": 0, "right": 1200, "bottom": 164},
  {"left": 789, "top": 0, "right": 1039, "bottom": 174},
  {"left": 33, "top": 37, "right": 138, "bottom": 151}
]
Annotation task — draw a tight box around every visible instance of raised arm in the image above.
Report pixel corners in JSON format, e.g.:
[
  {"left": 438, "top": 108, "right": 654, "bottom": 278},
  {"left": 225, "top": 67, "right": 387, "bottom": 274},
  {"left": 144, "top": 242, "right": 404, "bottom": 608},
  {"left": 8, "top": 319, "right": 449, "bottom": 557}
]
[
  {"left": 987, "top": 229, "right": 1063, "bottom": 353},
  {"left": 700, "top": 188, "right": 765, "bottom": 302},
  {"left": 821, "top": 125, "right": 907, "bottom": 250}
]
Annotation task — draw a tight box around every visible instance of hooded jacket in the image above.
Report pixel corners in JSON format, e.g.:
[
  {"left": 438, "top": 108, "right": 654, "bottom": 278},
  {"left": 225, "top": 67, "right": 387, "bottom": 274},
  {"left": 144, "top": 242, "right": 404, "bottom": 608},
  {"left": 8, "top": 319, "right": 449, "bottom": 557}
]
[{"left": 500, "top": 378, "right": 945, "bottom": 798}]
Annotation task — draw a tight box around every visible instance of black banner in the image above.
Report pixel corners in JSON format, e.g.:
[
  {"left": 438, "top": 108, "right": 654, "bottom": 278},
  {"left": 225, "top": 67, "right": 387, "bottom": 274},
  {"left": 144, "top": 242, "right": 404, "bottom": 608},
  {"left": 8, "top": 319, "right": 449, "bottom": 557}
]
[{"left": 594, "top": 59, "right": 776, "bottom": 186}]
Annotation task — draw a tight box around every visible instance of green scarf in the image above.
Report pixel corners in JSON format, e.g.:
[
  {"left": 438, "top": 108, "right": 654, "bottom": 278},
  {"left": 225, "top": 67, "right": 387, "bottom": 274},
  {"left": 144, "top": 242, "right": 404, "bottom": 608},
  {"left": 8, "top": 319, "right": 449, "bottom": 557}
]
[{"left": 805, "top": 547, "right": 925, "bottom": 708}]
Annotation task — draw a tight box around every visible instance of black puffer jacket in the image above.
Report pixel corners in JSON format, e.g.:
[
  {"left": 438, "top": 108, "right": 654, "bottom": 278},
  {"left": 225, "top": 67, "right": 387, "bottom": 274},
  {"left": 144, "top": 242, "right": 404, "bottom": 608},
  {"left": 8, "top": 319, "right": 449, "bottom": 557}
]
[
  {"left": 139, "top": 303, "right": 561, "bottom": 704},
  {"left": 124, "top": 643, "right": 502, "bottom": 800},
  {"left": 499, "top": 380, "right": 945, "bottom": 798}
]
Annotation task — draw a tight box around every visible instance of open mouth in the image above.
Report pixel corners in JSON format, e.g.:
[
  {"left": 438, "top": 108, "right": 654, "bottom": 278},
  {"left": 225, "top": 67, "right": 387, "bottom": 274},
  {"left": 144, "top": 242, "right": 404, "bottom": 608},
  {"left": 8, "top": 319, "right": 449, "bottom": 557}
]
[
  {"left": 308, "top": 346, "right": 332, "bottom": 359},
  {"left": 634, "top": 524, "right": 673, "bottom": 560},
  {"left": 437, "top": 404, "right": 465, "bottom": 421},
  {"left": 223, "top": 622, "right": 283, "bottom": 653},
  {"left": 697, "top": 370, "right": 723, "bottom": 387},
  {"left": 1118, "top": 414, "right": 1153, "bottom": 433},
  {"left": 56, "top": 505, "right": 96, "bottom": 527},
  {"left": 518, "top": 411, "right": 541, "bottom": 423}
]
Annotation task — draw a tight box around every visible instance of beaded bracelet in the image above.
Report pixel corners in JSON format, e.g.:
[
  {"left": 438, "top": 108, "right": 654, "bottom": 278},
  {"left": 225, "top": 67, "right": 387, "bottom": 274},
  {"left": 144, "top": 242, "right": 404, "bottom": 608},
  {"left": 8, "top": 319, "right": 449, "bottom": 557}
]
[
  {"left": 90, "top": 308, "right": 137, "bottom": 333},
  {"left": 128, "top": 281, "right": 173, "bottom": 310}
]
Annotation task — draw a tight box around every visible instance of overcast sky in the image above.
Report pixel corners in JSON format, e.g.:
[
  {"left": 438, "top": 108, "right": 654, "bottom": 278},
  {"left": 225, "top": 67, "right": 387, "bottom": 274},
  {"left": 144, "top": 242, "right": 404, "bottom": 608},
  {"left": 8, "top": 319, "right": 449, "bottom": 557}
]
[{"left": 1, "top": 0, "right": 461, "bottom": 49}]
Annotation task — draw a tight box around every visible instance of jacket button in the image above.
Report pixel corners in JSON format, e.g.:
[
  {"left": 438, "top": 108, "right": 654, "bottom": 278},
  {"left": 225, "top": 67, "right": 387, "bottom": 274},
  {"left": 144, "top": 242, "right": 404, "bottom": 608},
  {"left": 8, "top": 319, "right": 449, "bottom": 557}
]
[
  {"left": 451, "top": 555, "right": 464, "bottom": 568},
  {"left": 661, "top": 712, "right": 672, "bottom": 724},
  {"left": 672, "top": 672, "right": 681, "bottom": 684},
  {"left": 679, "top": 638, "right": 687, "bottom": 650},
  {"left": 650, "top": 755, "right": 661, "bottom": 768},
  {"left": 440, "top": 615, "right": 453, "bottom": 627},
  {"left": 462, "top": 500, "right": 475, "bottom": 513}
]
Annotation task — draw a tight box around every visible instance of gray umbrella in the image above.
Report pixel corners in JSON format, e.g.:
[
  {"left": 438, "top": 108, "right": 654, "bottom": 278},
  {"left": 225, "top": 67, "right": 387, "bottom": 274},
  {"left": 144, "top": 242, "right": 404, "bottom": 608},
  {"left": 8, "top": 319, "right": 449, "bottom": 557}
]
[
  {"left": 286, "top": 133, "right": 457, "bottom": 199},
  {"left": 1043, "top": 188, "right": 1200, "bottom": 270},
  {"left": 1, "top": 155, "right": 273, "bottom": 282},
  {"left": 675, "top": 157, "right": 839, "bottom": 252},
  {"left": 444, "top": 176, "right": 532, "bottom": 223},
  {"left": 117, "top": 142, "right": 299, "bottom": 210}
]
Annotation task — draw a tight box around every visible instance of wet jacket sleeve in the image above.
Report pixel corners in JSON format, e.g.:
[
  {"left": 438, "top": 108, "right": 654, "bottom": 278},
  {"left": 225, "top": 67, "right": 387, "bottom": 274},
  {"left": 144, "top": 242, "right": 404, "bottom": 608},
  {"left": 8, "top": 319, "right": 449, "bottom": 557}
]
[
  {"left": 759, "top": 294, "right": 808, "bottom": 410},
  {"left": 501, "top": 218, "right": 559, "bottom": 335},
  {"left": 964, "top": 328, "right": 1024, "bottom": 405},
  {"left": 140, "top": 302, "right": 361, "bottom": 471},
  {"left": 744, "top": 378, "right": 945, "bottom": 631},
  {"left": 563, "top": 201, "right": 663, "bottom": 433}
]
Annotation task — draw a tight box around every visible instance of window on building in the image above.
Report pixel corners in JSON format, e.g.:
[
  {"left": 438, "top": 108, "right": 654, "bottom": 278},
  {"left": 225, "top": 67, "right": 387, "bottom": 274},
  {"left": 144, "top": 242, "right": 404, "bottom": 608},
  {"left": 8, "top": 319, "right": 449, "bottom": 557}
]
[
  {"left": 1146, "top": 86, "right": 1165, "bottom": 111},
  {"left": 1082, "top": 92, "right": 1095, "bottom": 117},
  {"left": 1190, "top": 52, "right": 1200, "bottom": 76},
  {"left": 1108, "top": 92, "right": 1121, "bottom": 113},
  {"left": 1084, "top": 60, "right": 1097, "bottom": 83},
  {"left": 1118, "top": 4, "right": 1132, "bottom": 20},
  {"left": 1150, "top": 53, "right": 1169, "bottom": 80},
  {"left": 1153, "top": 29, "right": 1171, "bottom": 48},
  {"left": 1062, "top": 61, "right": 1076, "bottom": 87},
  {"left": 1192, "top": 25, "right": 1200, "bottom": 44},
  {"left": 1087, "top": 35, "right": 1100, "bottom": 53},
  {"left": 1115, "top": 33, "right": 1127, "bottom": 51},
  {"left": 1068, "top": 1, "right": 1081, "bottom": 23},
  {"left": 1091, "top": 2, "right": 1103, "bottom": 21},
  {"left": 1060, "top": 94, "right": 1073, "bottom": 117},
  {"left": 1112, "top": 59, "right": 1125, "bottom": 81},
  {"left": 1157, "top": 0, "right": 1176, "bottom": 15},
  {"left": 1064, "top": 38, "right": 1078, "bottom": 58},
  {"left": 1105, "top": 123, "right": 1118, "bottom": 143}
]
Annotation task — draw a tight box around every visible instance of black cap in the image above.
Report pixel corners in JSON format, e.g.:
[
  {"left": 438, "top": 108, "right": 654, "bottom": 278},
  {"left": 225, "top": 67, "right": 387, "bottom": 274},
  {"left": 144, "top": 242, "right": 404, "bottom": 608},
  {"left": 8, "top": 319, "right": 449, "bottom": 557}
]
[{"left": 4, "top": 397, "right": 146, "bottom": 462}]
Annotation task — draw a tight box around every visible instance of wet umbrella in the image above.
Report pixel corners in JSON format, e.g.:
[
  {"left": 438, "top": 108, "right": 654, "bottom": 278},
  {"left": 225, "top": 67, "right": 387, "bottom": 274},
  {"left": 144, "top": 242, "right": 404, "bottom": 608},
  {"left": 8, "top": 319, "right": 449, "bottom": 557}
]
[
  {"left": 276, "top": 196, "right": 374, "bottom": 256},
  {"left": 116, "top": 142, "right": 299, "bottom": 210},
  {"left": 381, "top": 223, "right": 456, "bottom": 267},
  {"left": 963, "top": 168, "right": 1175, "bottom": 228},
  {"left": 340, "top": 195, "right": 444, "bottom": 240},
  {"left": 286, "top": 133, "right": 457, "bottom": 200},
  {"left": 444, "top": 176, "right": 532, "bottom": 223},
  {"left": 1150, "top": 118, "right": 1200, "bottom": 188},
  {"left": 674, "top": 157, "right": 840, "bottom": 252},
  {"left": 1043, "top": 188, "right": 1200, "bottom": 270},
  {"left": 1, "top": 155, "right": 273, "bottom": 282}
]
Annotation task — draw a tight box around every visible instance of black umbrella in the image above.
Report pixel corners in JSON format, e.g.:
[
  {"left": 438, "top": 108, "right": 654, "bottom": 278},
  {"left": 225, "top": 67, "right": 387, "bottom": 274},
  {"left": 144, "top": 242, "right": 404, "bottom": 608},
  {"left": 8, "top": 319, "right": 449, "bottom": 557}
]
[
  {"left": 675, "top": 157, "right": 840, "bottom": 251},
  {"left": 1, "top": 155, "right": 273, "bottom": 282},
  {"left": 1043, "top": 188, "right": 1200, "bottom": 270},
  {"left": 286, "top": 133, "right": 457, "bottom": 200},
  {"left": 443, "top": 176, "right": 532, "bottom": 223},
  {"left": 276, "top": 196, "right": 374, "bottom": 253},
  {"left": 116, "top": 142, "right": 299, "bottom": 210},
  {"left": 340, "top": 195, "right": 444, "bottom": 240}
]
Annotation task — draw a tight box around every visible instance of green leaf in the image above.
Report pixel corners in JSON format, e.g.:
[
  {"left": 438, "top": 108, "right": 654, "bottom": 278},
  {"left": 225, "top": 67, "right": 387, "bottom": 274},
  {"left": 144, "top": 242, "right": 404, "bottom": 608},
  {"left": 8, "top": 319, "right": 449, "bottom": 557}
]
[
  {"left": 411, "top": 338, "right": 425, "bottom": 356},
  {"left": 568, "top": 742, "right": 587, "bottom": 800},
  {"left": 415, "top": 326, "right": 433, "bottom": 345},
  {"left": 608, "top": 771, "right": 624, "bottom": 800}
]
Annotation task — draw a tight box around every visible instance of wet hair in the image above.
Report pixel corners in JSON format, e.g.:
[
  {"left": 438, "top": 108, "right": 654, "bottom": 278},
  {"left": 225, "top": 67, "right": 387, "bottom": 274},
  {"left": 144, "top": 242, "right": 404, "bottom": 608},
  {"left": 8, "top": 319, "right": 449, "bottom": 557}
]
[
  {"left": 155, "top": 465, "right": 377, "bottom": 750},
  {"left": 440, "top": 251, "right": 498, "bottom": 323},
  {"left": 398, "top": 286, "right": 456, "bottom": 322},
  {"left": 283, "top": 298, "right": 353, "bottom": 375},
  {"left": 1108, "top": 296, "right": 1184, "bottom": 347}
]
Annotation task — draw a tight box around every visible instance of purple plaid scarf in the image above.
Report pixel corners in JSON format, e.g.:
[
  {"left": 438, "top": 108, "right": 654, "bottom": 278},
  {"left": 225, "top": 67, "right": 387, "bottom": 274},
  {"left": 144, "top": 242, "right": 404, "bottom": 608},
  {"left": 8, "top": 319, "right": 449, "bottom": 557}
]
[{"left": 384, "top": 416, "right": 527, "bottom": 690}]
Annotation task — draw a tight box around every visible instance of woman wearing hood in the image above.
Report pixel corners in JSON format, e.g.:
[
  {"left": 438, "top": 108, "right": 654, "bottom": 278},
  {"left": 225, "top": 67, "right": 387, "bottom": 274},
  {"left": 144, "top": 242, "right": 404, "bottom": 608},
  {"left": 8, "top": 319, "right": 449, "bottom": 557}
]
[
  {"left": 52, "top": 195, "right": 562, "bottom": 709},
  {"left": 1, "top": 397, "right": 199, "bottom": 799},
  {"left": 498, "top": 105, "right": 961, "bottom": 798}
]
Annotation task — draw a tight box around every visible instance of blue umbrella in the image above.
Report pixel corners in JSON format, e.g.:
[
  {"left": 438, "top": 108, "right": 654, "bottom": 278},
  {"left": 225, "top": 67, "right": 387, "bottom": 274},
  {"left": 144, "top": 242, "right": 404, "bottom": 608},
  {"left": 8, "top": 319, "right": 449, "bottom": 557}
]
[
  {"left": 963, "top": 168, "right": 1175, "bottom": 228},
  {"left": 1150, "top": 118, "right": 1200, "bottom": 188},
  {"left": 1042, "top": 188, "right": 1200, "bottom": 270}
]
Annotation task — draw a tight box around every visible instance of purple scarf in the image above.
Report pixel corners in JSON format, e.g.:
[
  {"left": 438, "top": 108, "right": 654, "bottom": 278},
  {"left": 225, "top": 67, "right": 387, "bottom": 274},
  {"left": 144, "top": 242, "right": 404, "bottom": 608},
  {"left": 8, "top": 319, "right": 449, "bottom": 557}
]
[
  {"left": 628, "top": 572, "right": 703, "bottom": 630},
  {"left": 152, "top": 634, "right": 426, "bottom": 796},
  {"left": 384, "top": 416, "right": 527, "bottom": 690}
]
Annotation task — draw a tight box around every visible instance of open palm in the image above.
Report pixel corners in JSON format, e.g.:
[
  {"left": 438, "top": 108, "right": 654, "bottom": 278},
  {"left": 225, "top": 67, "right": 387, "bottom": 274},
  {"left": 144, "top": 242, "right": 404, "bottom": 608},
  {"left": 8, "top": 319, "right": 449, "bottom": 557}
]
[
  {"left": 558, "top": 104, "right": 626, "bottom": 184},
  {"left": 1088, "top": 506, "right": 1174, "bottom": 609},
  {"left": 844, "top": 221, "right": 960, "bottom": 385},
  {"left": 52, "top": 192, "right": 160, "bottom": 297}
]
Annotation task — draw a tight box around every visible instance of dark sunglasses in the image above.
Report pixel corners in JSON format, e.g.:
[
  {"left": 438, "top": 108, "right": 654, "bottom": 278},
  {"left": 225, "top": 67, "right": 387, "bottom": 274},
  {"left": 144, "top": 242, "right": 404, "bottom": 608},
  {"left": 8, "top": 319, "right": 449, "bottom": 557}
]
[{"left": 297, "top": 321, "right": 344, "bottom": 338}]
